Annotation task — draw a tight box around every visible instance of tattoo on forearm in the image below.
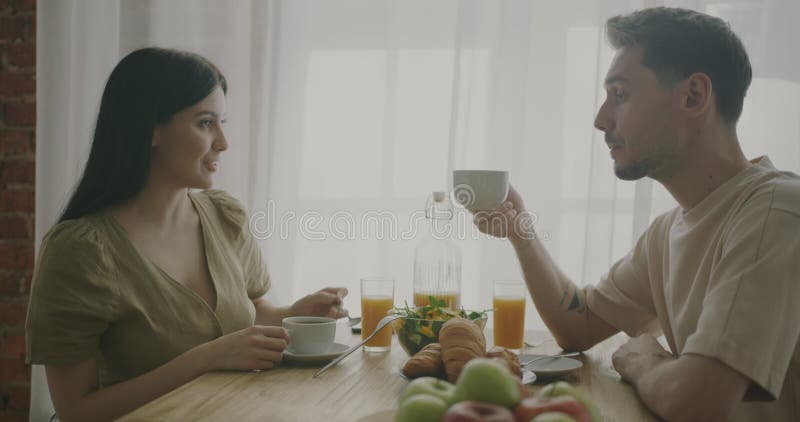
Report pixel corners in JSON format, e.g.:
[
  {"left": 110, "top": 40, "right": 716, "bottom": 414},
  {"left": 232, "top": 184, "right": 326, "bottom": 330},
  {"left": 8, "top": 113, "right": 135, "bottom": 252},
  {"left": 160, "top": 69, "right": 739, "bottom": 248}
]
[{"left": 560, "top": 286, "right": 586, "bottom": 313}]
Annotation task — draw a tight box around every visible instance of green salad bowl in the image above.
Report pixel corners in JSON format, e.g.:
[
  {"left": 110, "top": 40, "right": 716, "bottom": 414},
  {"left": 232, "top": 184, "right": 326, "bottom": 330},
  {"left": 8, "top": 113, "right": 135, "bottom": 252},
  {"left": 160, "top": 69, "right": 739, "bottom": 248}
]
[{"left": 391, "top": 312, "right": 488, "bottom": 357}]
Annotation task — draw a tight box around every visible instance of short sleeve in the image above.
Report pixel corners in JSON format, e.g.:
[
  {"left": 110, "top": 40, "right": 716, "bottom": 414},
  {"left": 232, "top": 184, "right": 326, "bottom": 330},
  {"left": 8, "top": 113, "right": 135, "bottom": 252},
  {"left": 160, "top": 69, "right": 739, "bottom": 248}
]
[
  {"left": 25, "top": 220, "right": 119, "bottom": 365},
  {"left": 201, "top": 190, "right": 271, "bottom": 299},
  {"left": 585, "top": 218, "right": 662, "bottom": 337},
  {"left": 682, "top": 191, "right": 800, "bottom": 400}
]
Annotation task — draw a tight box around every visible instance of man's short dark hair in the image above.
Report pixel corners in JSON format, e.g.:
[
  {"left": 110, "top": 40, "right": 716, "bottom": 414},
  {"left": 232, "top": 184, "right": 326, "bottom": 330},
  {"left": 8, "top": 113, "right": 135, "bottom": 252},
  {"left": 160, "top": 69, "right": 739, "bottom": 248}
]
[{"left": 606, "top": 7, "right": 752, "bottom": 123}]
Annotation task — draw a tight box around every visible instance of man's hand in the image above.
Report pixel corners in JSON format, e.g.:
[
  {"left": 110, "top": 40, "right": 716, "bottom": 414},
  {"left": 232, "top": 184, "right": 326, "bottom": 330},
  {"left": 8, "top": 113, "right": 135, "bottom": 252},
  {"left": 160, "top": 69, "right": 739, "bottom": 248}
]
[
  {"left": 612, "top": 334, "right": 674, "bottom": 384},
  {"left": 473, "top": 185, "right": 535, "bottom": 244}
]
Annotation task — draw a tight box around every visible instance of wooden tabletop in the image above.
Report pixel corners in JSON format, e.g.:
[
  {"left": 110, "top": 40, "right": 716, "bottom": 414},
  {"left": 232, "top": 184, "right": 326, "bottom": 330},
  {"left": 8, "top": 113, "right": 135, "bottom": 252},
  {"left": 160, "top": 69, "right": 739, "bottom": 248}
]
[{"left": 120, "top": 324, "right": 657, "bottom": 422}]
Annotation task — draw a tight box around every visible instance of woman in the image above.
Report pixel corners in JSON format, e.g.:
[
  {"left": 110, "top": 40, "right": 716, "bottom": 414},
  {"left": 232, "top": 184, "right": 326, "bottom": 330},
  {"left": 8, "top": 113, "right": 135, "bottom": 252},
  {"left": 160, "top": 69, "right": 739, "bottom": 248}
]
[{"left": 25, "top": 47, "right": 348, "bottom": 422}]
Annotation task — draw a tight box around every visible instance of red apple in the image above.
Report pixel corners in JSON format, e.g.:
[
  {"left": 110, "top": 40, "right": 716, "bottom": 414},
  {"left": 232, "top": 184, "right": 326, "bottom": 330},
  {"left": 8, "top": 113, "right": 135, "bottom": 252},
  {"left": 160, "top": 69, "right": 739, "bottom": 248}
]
[
  {"left": 443, "top": 401, "right": 516, "bottom": 422},
  {"left": 514, "top": 396, "right": 591, "bottom": 422}
]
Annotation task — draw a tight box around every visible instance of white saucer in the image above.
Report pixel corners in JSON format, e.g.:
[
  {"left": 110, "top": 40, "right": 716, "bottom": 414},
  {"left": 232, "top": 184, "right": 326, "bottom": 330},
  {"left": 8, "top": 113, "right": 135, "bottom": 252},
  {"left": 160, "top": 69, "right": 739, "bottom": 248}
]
[
  {"left": 283, "top": 342, "right": 349, "bottom": 364},
  {"left": 519, "top": 354, "right": 583, "bottom": 376},
  {"left": 521, "top": 369, "right": 537, "bottom": 384}
]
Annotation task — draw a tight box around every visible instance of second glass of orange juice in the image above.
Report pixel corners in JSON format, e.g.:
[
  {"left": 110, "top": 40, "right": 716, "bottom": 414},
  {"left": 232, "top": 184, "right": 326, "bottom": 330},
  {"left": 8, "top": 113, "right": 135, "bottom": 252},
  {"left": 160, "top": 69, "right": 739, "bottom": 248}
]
[
  {"left": 493, "top": 280, "right": 526, "bottom": 351},
  {"left": 360, "top": 277, "right": 395, "bottom": 352}
]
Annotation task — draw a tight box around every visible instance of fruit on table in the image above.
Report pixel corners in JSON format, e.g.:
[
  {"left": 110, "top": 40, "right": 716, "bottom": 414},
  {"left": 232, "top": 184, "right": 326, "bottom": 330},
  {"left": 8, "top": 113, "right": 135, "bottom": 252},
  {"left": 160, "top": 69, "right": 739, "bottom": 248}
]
[
  {"left": 399, "top": 377, "right": 456, "bottom": 406},
  {"left": 513, "top": 396, "right": 591, "bottom": 422},
  {"left": 395, "top": 394, "right": 449, "bottom": 422},
  {"left": 452, "top": 358, "right": 521, "bottom": 408},
  {"left": 443, "top": 401, "right": 516, "bottom": 422},
  {"left": 403, "top": 343, "right": 445, "bottom": 379},
  {"left": 536, "top": 381, "right": 600, "bottom": 422},
  {"left": 486, "top": 346, "right": 522, "bottom": 378},
  {"left": 530, "top": 412, "right": 578, "bottom": 422},
  {"left": 440, "top": 318, "right": 487, "bottom": 383}
]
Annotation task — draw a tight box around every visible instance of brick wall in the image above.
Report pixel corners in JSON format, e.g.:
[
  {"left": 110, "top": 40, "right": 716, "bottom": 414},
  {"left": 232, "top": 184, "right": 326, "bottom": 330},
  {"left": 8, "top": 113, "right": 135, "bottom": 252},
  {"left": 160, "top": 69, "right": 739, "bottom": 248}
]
[{"left": 0, "top": 0, "right": 36, "bottom": 421}]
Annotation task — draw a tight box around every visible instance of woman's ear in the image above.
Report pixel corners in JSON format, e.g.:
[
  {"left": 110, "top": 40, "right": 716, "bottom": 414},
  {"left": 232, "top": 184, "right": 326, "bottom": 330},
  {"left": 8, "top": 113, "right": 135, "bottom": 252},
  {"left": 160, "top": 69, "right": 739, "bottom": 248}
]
[
  {"left": 151, "top": 126, "right": 163, "bottom": 148},
  {"left": 683, "top": 72, "right": 714, "bottom": 119}
]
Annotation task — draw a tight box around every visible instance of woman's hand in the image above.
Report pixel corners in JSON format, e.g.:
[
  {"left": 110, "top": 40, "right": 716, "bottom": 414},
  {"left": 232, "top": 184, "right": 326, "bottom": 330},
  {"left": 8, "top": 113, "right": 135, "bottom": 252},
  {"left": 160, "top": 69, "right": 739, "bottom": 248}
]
[
  {"left": 289, "top": 287, "right": 349, "bottom": 319},
  {"left": 473, "top": 185, "right": 534, "bottom": 244},
  {"left": 203, "top": 325, "right": 289, "bottom": 371}
]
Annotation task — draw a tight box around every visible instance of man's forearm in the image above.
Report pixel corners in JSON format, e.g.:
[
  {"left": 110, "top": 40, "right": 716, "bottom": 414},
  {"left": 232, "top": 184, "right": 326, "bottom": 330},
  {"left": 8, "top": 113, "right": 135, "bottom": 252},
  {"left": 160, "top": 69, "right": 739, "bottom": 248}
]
[
  {"left": 618, "top": 350, "right": 747, "bottom": 421},
  {"left": 512, "top": 236, "right": 617, "bottom": 350}
]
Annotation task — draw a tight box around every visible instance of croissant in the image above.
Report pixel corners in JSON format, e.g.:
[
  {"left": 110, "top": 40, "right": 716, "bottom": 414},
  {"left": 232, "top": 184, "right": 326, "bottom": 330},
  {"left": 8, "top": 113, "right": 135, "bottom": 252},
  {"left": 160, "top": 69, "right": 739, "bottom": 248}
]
[
  {"left": 439, "top": 318, "right": 486, "bottom": 383},
  {"left": 487, "top": 346, "right": 522, "bottom": 379},
  {"left": 402, "top": 343, "right": 444, "bottom": 379}
]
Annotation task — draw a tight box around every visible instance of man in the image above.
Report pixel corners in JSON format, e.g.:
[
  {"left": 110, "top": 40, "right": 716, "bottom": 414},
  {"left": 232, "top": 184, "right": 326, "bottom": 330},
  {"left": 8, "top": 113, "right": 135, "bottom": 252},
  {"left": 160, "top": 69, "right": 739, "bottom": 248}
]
[{"left": 475, "top": 7, "right": 800, "bottom": 421}]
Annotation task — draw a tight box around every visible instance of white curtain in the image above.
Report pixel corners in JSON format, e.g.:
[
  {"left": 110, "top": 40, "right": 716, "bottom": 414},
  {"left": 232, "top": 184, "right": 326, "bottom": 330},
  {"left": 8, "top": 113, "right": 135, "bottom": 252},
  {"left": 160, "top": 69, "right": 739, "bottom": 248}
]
[{"left": 34, "top": 0, "right": 800, "bottom": 419}]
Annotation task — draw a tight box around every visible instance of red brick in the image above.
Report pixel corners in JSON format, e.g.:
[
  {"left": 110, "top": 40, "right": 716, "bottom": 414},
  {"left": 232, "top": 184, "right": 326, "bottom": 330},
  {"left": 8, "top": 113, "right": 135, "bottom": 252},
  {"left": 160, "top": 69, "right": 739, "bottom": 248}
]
[
  {"left": 5, "top": 44, "right": 34, "bottom": 67},
  {"left": 0, "top": 357, "right": 28, "bottom": 383},
  {"left": 0, "top": 16, "right": 34, "bottom": 42},
  {"left": 0, "top": 215, "right": 30, "bottom": 238},
  {"left": 2, "top": 103, "right": 35, "bottom": 126},
  {"left": 17, "top": 0, "right": 36, "bottom": 12},
  {"left": 0, "top": 73, "right": 34, "bottom": 96},
  {"left": 0, "top": 243, "right": 32, "bottom": 269},
  {"left": 0, "top": 1, "right": 13, "bottom": 14},
  {"left": 0, "top": 160, "right": 33, "bottom": 185},
  {"left": 4, "top": 384, "right": 30, "bottom": 412},
  {"left": 0, "top": 131, "right": 29, "bottom": 155},
  {"left": 0, "top": 412, "right": 28, "bottom": 422},
  {"left": 0, "top": 301, "right": 26, "bottom": 327},
  {"left": 0, "top": 190, "right": 33, "bottom": 213},
  {"left": 1, "top": 332, "right": 25, "bottom": 358},
  {"left": 0, "top": 271, "right": 28, "bottom": 296}
]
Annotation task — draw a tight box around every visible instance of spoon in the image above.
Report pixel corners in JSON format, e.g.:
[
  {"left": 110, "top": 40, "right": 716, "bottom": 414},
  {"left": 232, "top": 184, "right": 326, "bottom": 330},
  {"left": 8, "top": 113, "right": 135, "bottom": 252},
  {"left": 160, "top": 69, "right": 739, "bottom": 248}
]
[
  {"left": 313, "top": 314, "right": 402, "bottom": 378},
  {"left": 347, "top": 315, "right": 362, "bottom": 327}
]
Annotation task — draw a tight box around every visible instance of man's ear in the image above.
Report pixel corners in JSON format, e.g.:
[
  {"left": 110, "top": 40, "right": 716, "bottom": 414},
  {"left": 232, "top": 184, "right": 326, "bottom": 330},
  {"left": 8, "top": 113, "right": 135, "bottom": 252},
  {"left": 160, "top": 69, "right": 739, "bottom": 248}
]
[{"left": 683, "top": 72, "right": 714, "bottom": 118}]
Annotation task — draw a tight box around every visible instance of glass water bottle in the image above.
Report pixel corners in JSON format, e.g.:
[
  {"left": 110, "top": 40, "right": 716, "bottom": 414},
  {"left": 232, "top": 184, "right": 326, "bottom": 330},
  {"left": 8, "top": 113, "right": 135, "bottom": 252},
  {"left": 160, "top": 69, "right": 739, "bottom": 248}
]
[{"left": 413, "top": 191, "right": 462, "bottom": 309}]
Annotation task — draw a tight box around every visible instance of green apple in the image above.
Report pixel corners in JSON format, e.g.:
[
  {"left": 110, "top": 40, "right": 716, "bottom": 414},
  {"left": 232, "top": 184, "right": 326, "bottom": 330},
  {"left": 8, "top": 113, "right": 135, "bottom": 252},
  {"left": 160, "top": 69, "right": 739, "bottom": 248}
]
[
  {"left": 531, "top": 411, "right": 578, "bottom": 422},
  {"left": 395, "top": 394, "right": 449, "bottom": 422},
  {"left": 399, "top": 377, "right": 456, "bottom": 405},
  {"left": 453, "top": 358, "right": 521, "bottom": 408},
  {"left": 536, "top": 382, "right": 600, "bottom": 422}
]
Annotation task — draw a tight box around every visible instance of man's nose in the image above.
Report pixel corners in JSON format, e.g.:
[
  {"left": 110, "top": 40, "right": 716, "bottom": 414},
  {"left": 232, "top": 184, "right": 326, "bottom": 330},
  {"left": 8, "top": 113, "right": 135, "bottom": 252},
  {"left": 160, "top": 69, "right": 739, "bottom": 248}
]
[{"left": 594, "top": 103, "right": 613, "bottom": 133}]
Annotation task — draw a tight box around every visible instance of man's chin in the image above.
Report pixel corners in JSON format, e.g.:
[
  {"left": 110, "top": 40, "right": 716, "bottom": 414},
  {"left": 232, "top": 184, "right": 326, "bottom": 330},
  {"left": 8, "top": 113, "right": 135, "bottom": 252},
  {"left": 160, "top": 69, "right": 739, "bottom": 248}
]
[{"left": 614, "top": 161, "right": 648, "bottom": 181}]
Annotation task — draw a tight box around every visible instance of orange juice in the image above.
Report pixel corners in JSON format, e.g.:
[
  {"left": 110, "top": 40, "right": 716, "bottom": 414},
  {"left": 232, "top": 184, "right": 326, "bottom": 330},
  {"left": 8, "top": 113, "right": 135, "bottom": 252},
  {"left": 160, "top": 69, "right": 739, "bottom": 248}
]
[
  {"left": 413, "top": 291, "right": 461, "bottom": 309},
  {"left": 361, "top": 296, "right": 394, "bottom": 349},
  {"left": 493, "top": 296, "right": 526, "bottom": 349}
]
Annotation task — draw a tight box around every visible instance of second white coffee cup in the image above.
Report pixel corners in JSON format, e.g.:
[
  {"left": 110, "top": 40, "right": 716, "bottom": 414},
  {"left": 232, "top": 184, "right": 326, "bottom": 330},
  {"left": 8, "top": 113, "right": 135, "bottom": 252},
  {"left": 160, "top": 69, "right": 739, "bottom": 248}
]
[{"left": 282, "top": 316, "right": 336, "bottom": 355}]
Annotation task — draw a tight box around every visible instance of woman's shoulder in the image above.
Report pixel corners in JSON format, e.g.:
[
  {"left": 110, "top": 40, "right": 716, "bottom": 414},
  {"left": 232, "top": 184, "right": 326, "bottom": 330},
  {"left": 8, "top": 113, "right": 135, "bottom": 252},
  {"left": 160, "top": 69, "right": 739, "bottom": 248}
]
[
  {"left": 191, "top": 189, "right": 247, "bottom": 230},
  {"left": 37, "top": 216, "right": 116, "bottom": 280},
  {"left": 42, "top": 216, "right": 107, "bottom": 252}
]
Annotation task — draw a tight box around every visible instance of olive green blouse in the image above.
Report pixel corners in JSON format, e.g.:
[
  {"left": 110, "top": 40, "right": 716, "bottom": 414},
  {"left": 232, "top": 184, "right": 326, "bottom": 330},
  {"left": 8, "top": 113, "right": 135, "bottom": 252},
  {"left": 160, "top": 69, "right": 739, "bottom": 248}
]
[{"left": 25, "top": 190, "right": 270, "bottom": 386}]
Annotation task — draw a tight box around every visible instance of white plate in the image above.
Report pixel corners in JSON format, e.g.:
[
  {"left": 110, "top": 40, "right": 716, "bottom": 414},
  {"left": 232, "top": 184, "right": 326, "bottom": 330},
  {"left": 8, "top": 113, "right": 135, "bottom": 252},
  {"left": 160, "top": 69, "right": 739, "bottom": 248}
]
[
  {"left": 282, "top": 342, "right": 349, "bottom": 364},
  {"left": 519, "top": 354, "right": 583, "bottom": 376},
  {"left": 399, "top": 361, "right": 537, "bottom": 384}
]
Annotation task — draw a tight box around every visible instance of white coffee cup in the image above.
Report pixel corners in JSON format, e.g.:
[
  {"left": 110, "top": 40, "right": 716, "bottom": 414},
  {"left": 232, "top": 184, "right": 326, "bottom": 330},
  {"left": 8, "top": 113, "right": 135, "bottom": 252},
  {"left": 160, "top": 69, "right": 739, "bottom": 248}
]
[
  {"left": 282, "top": 316, "right": 336, "bottom": 355},
  {"left": 452, "top": 170, "right": 510, "bottom": 211}
]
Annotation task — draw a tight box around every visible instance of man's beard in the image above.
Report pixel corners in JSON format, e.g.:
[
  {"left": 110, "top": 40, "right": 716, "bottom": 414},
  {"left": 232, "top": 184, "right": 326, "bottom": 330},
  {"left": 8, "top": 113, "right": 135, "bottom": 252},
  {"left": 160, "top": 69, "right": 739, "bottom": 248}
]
[{"left": 614, "top": 159, "right": 649, "bottom": 181}]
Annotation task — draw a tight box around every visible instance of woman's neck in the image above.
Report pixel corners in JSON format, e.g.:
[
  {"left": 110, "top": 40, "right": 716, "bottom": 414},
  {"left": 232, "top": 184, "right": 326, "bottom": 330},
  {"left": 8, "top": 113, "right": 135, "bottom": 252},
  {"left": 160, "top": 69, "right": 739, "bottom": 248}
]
[{"left": 113, "top": 178, "right": 196, "bottom": 230}]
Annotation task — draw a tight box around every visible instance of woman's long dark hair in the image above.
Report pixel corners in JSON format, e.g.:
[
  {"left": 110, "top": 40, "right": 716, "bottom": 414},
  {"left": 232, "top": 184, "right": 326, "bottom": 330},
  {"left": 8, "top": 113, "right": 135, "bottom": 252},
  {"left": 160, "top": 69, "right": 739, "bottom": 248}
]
[{"left": 58, "top": 47, "right": 227, "bottom": 222}]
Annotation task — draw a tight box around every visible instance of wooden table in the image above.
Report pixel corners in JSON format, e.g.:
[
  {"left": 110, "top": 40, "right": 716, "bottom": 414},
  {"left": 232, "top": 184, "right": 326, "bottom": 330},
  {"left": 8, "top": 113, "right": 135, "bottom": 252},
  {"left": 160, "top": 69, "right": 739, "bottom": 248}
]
[{"left": 120, "top": 324, "right": 657, "bottom": 421}]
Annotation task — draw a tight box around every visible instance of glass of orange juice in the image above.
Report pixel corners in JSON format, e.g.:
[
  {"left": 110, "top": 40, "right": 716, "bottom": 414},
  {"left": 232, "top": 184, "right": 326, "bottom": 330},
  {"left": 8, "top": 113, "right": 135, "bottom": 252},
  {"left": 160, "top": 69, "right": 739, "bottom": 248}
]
[
  {"left": 360, "top": 277, "right": 395, "bottom": 352},
  {"left": 493, "top": 280, "right": 526, "bottom": 351}
]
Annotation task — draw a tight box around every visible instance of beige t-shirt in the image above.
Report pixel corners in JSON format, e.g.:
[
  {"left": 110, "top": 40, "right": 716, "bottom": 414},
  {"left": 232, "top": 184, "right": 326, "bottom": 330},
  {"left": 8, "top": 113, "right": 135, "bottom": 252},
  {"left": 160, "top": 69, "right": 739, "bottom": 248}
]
[
  {"left": 26, "top": 190, "right": 270, "bottom": 386},
  {"left": 586, "top": 156, "right": 800, "bottom": 421}
]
